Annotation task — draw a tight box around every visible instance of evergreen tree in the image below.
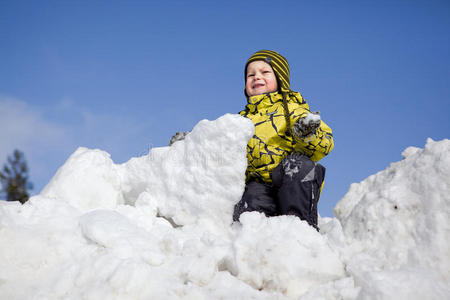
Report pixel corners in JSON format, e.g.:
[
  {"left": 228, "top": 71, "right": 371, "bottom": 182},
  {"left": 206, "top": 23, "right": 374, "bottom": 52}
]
[{"left": 0, "top": 149, "right": 33, "bottom": 204}]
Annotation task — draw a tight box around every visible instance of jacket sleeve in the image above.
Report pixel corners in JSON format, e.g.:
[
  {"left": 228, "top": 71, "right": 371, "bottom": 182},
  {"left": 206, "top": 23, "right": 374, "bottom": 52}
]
[
  {"left": 289, "top": 104, "right": 334, "bottom": 162},
  {"left": 239, "top": 106, "right": 249, "bottom": 117}
]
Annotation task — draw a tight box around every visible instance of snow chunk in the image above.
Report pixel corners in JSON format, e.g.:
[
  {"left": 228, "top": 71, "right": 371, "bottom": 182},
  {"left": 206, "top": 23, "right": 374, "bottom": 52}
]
[
  {"left": 233, "top": 212, "right": 345, "bottom": 298},
  {"left": 41, "top": 113, "right": 253, "bottom": 227},
  {"left": 41, "top": 147, "right": 124, "bottom": 211},
  {"left": 334, "top": 138, "right": 450, "bottom": 298},
  {"left": 303, "top": 112, "right": 321, "bottom": 123},
  {"left": 120, "top": 113, "right": 254, "bottom": 227}
]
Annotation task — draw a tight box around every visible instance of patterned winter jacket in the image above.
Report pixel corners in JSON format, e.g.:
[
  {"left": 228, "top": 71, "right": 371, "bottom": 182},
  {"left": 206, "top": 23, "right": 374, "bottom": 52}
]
[{"left": 239, "top": 91, "right": 334, "bottom": 183}]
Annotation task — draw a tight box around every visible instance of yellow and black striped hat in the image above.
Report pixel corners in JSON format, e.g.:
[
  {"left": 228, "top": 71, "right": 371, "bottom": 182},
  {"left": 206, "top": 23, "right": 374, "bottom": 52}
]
[{"left": 245, "top": 50, "right": 291, "bottom": 94}]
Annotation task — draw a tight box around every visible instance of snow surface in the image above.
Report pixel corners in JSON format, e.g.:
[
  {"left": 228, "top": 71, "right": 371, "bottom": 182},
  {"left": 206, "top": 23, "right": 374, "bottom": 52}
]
[{"left": 0, "top": 113, "right": 449, "bottom": 299}]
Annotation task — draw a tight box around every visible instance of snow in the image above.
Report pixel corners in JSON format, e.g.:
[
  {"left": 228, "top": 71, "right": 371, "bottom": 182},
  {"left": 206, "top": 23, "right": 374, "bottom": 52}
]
[
  {"left": 304, "top": 112, "right": 321, "bottom": 123},
  {"left": 0, "top": 113, "right": 449, "bottom": 299}
]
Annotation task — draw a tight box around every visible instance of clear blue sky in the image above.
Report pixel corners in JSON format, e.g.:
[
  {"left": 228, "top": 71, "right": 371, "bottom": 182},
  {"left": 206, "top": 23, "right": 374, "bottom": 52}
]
[{"left": 1, "top": 0, "right": 449, "bottom": 217}]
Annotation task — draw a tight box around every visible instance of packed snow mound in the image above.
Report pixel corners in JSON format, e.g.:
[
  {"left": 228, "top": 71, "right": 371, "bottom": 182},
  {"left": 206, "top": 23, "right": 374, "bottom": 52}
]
[
  {"left": 331, "top": 138, "right": 450, "bottom": 298},
  {"left": 41, "top": 114, "right": 252, "bottom": 229},
  {"left": 0, "top": 113, "right": 449, "bottom": 299}
]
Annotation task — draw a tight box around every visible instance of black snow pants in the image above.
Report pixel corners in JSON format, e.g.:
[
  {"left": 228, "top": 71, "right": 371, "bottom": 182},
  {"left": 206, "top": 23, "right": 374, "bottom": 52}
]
[{"left": 233, "top": 154, "right": 325, "bottom": 229}]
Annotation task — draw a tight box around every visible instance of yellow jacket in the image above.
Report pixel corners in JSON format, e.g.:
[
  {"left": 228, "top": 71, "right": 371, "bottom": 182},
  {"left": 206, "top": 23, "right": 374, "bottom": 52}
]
[{"left": 240, "top": 91, "right": 334, "bottom": 183}]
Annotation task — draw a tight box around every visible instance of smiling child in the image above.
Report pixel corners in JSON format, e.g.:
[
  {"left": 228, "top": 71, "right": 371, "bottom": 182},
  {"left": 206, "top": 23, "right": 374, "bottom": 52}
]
[{"left": 232, "top": 50, "right": 334, "bottom": 229}]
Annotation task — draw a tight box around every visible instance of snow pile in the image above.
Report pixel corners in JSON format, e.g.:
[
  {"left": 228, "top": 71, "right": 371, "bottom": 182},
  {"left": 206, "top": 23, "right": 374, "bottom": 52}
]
[
  {"left": 0, "top": 114, "right": 449, "bottom": 299},
  {"left": 40, "top": 114, "right": 250, "bottom": 230},
  {"left": 331, "top": 138, "right": 450, "bottom": 299}
]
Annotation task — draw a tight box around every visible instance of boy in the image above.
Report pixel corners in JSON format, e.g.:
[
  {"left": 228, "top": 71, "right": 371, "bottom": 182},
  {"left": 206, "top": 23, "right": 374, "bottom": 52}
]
[
  {"left": 170, "top": 50, "right": 333, "bottom": 229},
  {"left": 232, "top": 50, "right": 334, "bottom": 229}
]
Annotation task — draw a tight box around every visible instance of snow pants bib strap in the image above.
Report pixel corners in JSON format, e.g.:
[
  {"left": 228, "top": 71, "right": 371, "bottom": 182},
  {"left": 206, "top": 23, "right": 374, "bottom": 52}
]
[{"left": 272, "top": 154, "right": 325, "bottom": 229}]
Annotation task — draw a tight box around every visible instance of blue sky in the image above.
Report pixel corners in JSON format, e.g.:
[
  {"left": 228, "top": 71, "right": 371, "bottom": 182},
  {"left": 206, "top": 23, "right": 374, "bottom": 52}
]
[{"left": 1, "top": 0, "right": 449, "bottom": 217}]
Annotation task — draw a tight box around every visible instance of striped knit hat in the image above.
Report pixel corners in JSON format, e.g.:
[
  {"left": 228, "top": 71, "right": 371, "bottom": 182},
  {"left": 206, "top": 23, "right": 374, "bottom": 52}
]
[
  {"left": 245, "top": 50, "right": 295, "bottom": 136},
  {"left": 245, "top": 50, "right": 291, "bottom": 95}
]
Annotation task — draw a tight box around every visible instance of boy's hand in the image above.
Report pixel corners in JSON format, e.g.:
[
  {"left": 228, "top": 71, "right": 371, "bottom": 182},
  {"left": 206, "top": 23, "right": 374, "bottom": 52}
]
[
  {"left": 293, "top": 112, "right": 321, "bottom": 139},
  {"left": 169, "top": 131, "right": 190, "bottom": 146}
]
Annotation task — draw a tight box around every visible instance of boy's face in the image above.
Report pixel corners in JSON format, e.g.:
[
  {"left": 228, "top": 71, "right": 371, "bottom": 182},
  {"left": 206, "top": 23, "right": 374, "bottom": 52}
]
[{"left": 245, "top": 60, "right": 278, "bottom": 97}]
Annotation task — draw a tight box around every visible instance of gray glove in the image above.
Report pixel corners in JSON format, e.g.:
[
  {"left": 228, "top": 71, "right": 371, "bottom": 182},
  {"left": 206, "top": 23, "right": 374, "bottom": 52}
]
[
  {"left": 168, "top": 131, "right": 190, "bottom": 146},
  {"left": 293, "top": 112, "right": 321, "bottom": 139}
]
